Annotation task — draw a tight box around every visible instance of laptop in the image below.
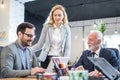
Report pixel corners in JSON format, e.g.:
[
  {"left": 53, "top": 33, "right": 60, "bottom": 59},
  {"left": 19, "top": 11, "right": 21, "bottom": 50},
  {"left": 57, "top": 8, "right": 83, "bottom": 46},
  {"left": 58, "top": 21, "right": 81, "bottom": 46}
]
[
  {"left": 87, "top": 57, "right": 120, "bottom": 80},
  {"left": 45, "top": 57, "right": 70, "bottom": 73}
]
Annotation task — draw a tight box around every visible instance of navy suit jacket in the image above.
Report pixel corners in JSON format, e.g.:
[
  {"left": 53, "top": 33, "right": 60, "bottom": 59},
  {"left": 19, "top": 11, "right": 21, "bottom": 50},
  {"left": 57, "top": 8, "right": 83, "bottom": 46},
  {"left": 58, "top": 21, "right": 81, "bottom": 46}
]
[{"left": 73, "top": 48, "right": 119, "bottom": 72}]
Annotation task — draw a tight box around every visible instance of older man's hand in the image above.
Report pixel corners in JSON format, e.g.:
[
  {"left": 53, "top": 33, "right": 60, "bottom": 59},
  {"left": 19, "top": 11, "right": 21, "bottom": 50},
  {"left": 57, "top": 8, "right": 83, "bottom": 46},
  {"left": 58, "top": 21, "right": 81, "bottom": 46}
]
[{"left": 75, "top": 66, "right": 84, "bottom": 70}]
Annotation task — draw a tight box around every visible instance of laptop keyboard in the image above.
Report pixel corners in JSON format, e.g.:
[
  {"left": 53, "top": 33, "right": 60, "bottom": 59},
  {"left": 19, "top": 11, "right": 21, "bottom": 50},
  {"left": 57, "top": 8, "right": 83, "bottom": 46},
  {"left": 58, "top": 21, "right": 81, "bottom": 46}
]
[{"left": 88, "top": 76, "right": 107, "bottom": 80}]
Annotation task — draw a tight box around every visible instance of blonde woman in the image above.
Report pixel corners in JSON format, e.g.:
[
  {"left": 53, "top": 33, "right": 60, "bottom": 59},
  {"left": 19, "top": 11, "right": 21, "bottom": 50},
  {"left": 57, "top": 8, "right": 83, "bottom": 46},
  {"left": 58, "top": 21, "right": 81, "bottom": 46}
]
[{"left": 31, "top": 4, "right": 71, "bottom": 68}]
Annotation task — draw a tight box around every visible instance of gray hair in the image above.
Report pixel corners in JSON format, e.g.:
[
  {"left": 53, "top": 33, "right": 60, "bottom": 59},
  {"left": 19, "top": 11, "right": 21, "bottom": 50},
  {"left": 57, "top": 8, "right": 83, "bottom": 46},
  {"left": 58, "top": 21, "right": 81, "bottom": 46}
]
[{"left": 90, "top": 30, "right": 103, "bottom": 41}]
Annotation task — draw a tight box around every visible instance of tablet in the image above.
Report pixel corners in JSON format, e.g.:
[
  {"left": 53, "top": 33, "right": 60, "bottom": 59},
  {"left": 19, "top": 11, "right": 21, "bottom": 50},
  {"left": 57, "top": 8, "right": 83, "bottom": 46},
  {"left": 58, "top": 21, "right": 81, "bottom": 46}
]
[{"left": 87, "top": 57, "right": 120, "bottom": 80}]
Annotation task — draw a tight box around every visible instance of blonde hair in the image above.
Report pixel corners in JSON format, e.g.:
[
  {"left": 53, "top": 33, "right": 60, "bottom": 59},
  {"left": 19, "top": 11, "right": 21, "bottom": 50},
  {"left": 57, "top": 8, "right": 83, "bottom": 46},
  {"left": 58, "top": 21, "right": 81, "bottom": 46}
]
[{"left": 44, "top": 4, "right": 68, "bottom": 25}]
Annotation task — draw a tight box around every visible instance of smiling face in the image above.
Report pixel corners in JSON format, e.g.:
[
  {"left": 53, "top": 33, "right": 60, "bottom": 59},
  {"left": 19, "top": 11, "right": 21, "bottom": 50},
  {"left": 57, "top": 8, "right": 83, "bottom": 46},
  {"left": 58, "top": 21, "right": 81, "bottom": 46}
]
[
  {"left": 18, "top": 28, "right": 35, "bottom": 47},
  {"left": 87, "top": 32, "right": 101, "bottom": 51},
  {"left": 53, "top": 9, "right": 64, "bottom": 26}
]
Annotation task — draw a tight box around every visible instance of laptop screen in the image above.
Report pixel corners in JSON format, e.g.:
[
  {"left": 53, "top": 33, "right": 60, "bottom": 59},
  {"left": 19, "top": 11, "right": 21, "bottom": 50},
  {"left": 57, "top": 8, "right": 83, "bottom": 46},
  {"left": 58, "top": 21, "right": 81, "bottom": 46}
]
[
  {"left": 87, "top": 57, "right": 120, "bottom": 80},
  {"left": 45, "top": 57, "right": 70, "bottom": 73}
]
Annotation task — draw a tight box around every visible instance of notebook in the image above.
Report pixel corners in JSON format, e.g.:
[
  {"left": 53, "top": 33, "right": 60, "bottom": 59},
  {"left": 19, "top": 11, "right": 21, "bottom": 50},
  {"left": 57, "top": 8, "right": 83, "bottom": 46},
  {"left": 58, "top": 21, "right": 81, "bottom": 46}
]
[
  {"left": 45, "top": 57, "right": 70, "bottom": 73},
  {"left": 87, "top": 57, "right": 120, "bottom": 80}
]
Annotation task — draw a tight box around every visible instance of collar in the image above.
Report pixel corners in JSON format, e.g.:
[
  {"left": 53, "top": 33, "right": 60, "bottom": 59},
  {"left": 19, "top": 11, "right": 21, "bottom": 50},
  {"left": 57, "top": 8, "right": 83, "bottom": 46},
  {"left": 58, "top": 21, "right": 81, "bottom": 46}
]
[
  {"left": 53, "top": 24, "right": 62, "bottom": 29},
  {"left": 15, "top": 40, "right": 27, "bottom": 51},
  {"left": 91, "top": 47, "right": 101, "bottom": 56}
]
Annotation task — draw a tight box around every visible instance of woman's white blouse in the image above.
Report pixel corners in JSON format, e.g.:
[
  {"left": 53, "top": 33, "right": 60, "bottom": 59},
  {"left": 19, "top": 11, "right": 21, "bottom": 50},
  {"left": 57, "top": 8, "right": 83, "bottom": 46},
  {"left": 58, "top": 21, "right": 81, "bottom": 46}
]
[{"left": 49, "top": 24, "right": 62, "bottom": 56}]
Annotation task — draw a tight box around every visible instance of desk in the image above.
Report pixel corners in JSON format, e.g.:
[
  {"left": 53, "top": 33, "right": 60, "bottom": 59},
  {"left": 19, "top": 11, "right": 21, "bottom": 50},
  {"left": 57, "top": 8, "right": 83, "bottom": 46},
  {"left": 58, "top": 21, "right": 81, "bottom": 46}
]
[
  {"left": 0, "top": 76, "right": 37, "bottom": 80},
  {"left": 0, "top": 76, "right": 108, "bottom": 80}
]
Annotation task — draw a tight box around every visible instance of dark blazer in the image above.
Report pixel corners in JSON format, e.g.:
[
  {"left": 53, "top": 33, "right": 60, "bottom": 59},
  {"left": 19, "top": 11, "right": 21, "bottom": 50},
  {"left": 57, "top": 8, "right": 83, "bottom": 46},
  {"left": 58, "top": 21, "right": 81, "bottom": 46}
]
[{"left": 73, "top": 48, "right": 119, "bottom": 72}]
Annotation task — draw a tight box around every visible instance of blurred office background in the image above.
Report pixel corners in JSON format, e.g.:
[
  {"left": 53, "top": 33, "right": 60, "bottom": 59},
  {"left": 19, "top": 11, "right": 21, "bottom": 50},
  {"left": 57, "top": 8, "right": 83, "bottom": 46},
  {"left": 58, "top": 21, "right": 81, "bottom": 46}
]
[{"left": 0, "top": 0, "right": 120, "bottom": 63}]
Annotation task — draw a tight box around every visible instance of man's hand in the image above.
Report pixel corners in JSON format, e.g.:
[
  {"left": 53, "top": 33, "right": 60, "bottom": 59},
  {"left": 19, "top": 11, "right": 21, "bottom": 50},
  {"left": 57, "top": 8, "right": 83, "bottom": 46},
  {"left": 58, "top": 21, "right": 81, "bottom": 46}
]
[
  {"left": 89, "top": 70, "right": 103, "bottom": 76},
  {"left": 75, "top": 66, "right": 84, "bottom": 70},
  {"left": 31, "top": 67, "right": 45, "bottom": 75}
]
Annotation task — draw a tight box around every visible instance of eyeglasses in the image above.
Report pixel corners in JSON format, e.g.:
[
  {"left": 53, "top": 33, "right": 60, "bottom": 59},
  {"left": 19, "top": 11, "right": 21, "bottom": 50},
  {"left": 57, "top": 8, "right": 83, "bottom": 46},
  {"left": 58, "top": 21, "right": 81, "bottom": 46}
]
[{"left": 23, "top": 33, "right": 36, "bottom": 38}]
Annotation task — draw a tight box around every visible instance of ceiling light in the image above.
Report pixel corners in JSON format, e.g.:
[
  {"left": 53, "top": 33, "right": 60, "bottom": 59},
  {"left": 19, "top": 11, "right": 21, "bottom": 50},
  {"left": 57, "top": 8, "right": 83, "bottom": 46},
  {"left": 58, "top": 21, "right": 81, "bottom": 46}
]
[
  {"left": 93, "top": 22, "right": 97, "bottom": 28},
  {"left": 114, "top": 18, "right": 118, "bottom": 34},
  {"left": 1, "top": 0, "right": 5, "bottom": 8},
  {"left": 114, "top": 30, "right": 118, "bottom": 34}
]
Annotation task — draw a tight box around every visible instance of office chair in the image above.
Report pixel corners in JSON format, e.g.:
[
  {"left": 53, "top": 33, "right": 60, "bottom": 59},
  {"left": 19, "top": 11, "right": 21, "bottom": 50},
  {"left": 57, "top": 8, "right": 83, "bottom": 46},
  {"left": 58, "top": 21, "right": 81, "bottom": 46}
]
[
  {"left": 106, "top": 48, "right": 120, "bottom": 71},
  {"left": 0, "top": 46, "right": 3, "bottom": 78},
  {"left": 107, "top": 48, "right": 120, "bottom": 60}
]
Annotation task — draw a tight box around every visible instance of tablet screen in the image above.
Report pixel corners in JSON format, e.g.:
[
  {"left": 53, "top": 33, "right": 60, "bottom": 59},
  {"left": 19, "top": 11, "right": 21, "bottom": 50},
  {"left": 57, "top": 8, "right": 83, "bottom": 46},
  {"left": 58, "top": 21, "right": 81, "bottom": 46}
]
[{"left": 88, "top": 57, "right": 120, "bottom": 80}]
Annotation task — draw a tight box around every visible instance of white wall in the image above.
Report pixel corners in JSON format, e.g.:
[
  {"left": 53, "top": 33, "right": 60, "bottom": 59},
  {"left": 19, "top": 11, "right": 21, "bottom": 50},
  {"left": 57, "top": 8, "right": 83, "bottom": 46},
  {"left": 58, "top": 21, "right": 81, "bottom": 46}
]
[
  {"left": 0, "top": 0, "right": 24, "bottom": 46},
  {"left": 0, "top": 0, "right": 10, "bottom": 46},
  {"left": 9, "top": 0, "right": 25, "bottom": 43}
]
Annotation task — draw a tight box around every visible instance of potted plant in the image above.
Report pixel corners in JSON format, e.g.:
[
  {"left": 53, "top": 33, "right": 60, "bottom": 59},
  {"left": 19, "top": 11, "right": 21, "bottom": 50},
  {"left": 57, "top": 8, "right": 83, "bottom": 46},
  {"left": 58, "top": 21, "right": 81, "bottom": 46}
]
[
  {"left": 97, "top": 22, "right": 106, "bottom": 35},
  {"left": 97, "top": 22, "right": 106, "bottom": 38},
  {"left": 96, "top": 22, "right": 106, "bottom": 47}
]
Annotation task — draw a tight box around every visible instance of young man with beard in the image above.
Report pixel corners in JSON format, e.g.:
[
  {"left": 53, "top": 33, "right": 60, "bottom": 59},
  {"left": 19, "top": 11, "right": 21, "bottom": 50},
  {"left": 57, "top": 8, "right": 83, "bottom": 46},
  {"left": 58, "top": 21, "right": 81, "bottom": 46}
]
[
  {"left": 72, "top": 30, "right": 119, "bottom": 76},
  {"left": 1, "top": 22, "right": 45, "bottom": 78}
]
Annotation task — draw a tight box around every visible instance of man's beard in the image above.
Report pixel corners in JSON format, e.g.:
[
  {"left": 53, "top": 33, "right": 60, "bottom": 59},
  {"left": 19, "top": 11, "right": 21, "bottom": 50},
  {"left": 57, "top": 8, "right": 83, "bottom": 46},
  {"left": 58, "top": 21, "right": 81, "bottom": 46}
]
[
  {"left": 88, "top": 44, "right": 99, "bottom": 51},
  {"left": 21, "top": 40, "right": 32, "bottom": 47}
]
